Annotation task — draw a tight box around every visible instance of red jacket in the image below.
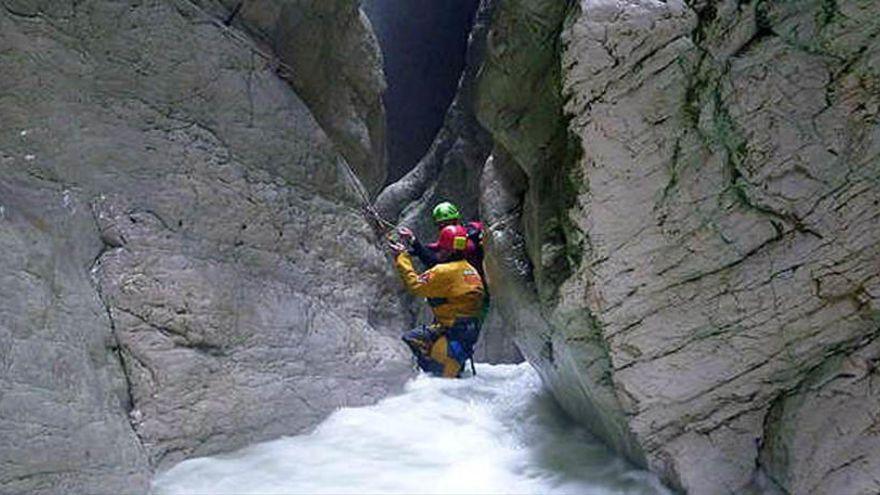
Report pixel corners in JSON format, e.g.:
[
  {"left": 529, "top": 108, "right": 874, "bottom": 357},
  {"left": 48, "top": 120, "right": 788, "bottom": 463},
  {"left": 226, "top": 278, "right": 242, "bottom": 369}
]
[{"left": 410, "top": 221, "right": 485, "bottom": 282}]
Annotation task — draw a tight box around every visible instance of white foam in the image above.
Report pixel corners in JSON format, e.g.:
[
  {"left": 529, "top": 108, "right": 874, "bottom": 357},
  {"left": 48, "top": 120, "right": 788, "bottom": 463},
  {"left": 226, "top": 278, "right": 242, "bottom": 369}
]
[{"left": 152, "top": 363, "right": 670, "bottom": 495}]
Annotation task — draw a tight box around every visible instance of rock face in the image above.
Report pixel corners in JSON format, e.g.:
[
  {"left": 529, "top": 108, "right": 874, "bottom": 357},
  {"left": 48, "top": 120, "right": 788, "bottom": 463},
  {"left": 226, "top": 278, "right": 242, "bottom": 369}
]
[
  {"left": 0, "top": 1, "right": 410, "bottom": 493},
  {"left": 375, "top": 0, "right": 522, "bottom": 364},
  {"left": 478, "top": 0, "right": 880, "bottom": 493},
  {"left": 0, "top": 184, "right": 152, "bottom": 494},
  {"left": 214, "top": 0, "right": 389, "bottom": 195}
]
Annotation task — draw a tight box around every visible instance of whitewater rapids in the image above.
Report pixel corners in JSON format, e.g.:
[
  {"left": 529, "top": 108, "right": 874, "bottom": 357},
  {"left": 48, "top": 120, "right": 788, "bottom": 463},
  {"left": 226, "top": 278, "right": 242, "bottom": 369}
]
[{"left": 152, "top": 363, "right": 670, "bottom": 494}]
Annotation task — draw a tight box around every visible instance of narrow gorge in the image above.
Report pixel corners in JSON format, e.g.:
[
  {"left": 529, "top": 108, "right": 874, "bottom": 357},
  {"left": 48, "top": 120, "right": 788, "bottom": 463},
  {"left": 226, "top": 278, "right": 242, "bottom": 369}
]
[{"left": 1, "top": 1, "right": 878, "bottom": 494}]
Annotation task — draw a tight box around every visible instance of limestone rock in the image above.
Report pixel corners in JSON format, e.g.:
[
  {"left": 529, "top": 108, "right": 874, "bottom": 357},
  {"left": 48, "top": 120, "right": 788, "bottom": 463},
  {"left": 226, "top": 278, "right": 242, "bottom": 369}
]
[
  {"left": 212, "top": 0, "right": 388, "bottom": 195},
  {"left": 760, "top": 339, "right": 880, "bottom": 495},
  {"left": 0, "top": 1, "right": 410, "bottom": 492},
  {"left": 0, "top": 183, "right": 151, "bottom": 494},
  {"left": 478, "top": 0, "right": 880, "bottom": 492}
]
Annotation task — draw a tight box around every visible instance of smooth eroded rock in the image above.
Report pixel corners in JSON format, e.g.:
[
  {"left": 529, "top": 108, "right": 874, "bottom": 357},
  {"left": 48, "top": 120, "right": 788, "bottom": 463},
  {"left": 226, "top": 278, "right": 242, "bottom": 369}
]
[{"left": 0, "top": 1, "right": 410, "bottom": 492}]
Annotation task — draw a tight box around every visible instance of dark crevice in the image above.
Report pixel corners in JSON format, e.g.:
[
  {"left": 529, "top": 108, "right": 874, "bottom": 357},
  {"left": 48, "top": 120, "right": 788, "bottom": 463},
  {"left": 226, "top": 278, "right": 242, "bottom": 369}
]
[
  {"left": 690, "top": 1, "right": 718, "bottom": 45},
  {"left": 363, "top": 0, "right": 481, "bottom": 185},
  {"left": 756, "top": 331, "right": 880, "bottom": 493},
  {"left": 728, "top": 166, "right": 825, "bottom": 240},
  {"left": 115, "top": 306, "right": 228, "bottom": 358},
  {"left": 86, "top": 207, "right": 143, "bottom": 446},
  {"left": 97, "top": 288, "right": 135, "bottom": 414},
  {"left": 371, "top": 0, "right": 498, "bottom": 225},
  {"left": 731, "top": 2, "right": 777, "bottom": 58},
  {"left": 818, "top": 0, "right": 839, "bottom": 28},
  {"left": 753, "top": 392, "right": 794, "bottom": 495}
]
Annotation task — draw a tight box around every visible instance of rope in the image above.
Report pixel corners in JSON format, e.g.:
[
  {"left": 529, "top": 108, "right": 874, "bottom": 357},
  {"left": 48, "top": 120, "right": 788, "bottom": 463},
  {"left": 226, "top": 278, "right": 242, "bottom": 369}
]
[
  {"left": 338, "top": 156, "right": 397, "bottom": 235},
  {"left": 174, "top": 0, "right": 398, "bottom": 237},
  {"left": 223, "top": 1, "right": 244, "bottom": 26}
]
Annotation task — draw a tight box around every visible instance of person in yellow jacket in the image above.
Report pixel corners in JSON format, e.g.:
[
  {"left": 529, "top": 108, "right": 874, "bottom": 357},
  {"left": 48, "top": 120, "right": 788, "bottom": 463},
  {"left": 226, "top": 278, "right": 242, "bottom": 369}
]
[{"left": 389, "top": 224, "right": 485, "bottom": 377}]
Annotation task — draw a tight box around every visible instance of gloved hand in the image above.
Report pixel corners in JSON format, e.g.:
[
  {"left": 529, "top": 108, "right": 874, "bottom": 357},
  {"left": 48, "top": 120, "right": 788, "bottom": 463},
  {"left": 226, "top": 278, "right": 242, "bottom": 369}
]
[
  {"left": 466, "top": 221, "right": 483, "bottom": 242},
  {"left": 387, "top": 238, "right": 407, "bottom": 254},
  {"left": 397, "top": 226, "right": 415, "bottom": 245}
]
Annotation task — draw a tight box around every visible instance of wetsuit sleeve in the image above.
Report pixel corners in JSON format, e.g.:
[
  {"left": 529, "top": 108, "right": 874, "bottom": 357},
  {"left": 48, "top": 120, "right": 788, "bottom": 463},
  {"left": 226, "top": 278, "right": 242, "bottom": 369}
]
[
  {"left": 394, "top": 252, "right": 450, "bottom": 298},
  {"left": 464, "top": 224, "right": 487, "bottom": 283},
  {"left": 409, "top": 238, "right": 440, "bottom": 268},
  {"left": 470, "top": 238, "right": 484, "bottom": 264},
  {"left": 466, "top": 223, "right": 485, "bottom": 264},
  {"left": 466, "top": 223, "right": 483, "bottom": 243}
]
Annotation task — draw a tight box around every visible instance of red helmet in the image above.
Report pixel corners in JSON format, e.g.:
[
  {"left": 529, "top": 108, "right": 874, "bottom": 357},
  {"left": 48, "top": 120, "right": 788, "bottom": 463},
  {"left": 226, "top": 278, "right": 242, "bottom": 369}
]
[{"left": 437, "top": 225, "right": 469, "bottom": 252}]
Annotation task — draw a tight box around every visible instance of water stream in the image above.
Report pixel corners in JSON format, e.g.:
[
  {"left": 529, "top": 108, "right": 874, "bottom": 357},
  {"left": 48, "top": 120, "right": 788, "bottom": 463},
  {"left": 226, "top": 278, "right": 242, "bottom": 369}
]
[{"left": 153, "top": 363, "right": 670, "bottom": 495}]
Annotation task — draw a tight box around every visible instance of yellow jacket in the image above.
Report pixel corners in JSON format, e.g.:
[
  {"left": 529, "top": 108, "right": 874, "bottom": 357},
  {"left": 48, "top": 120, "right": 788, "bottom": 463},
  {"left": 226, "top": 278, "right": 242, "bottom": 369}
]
[{"left": 394, "top": 252, "right": 484, "bottom": 327}]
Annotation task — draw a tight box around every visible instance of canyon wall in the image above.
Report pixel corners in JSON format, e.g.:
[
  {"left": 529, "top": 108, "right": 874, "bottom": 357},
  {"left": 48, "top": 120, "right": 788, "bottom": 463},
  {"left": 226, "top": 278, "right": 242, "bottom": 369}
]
[
  {"left": 477, "top": 0, "right": 880, "bottom": 492},
  {"left": 0, "top": 1, "right": 409, "bottom": 493}
]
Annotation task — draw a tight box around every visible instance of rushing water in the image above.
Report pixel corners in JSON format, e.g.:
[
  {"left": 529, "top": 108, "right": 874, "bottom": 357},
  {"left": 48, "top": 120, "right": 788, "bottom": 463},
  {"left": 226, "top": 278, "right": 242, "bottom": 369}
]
[{"left": 152, "top": 363, "right": 670, "bottom": 495}]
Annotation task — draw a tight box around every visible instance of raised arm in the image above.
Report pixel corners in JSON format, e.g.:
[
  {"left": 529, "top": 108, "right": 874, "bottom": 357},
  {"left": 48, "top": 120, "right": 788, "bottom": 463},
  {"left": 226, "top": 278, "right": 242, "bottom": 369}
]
[{"left": 394, "top": 252, "right": 449, "bottom": 298}]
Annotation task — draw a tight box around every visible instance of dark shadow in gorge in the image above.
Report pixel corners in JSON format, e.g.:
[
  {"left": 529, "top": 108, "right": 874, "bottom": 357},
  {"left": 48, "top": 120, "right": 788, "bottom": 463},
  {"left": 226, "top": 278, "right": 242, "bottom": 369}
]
[{"left": 363, "top": 0, "right": 481, "bottom": 185}]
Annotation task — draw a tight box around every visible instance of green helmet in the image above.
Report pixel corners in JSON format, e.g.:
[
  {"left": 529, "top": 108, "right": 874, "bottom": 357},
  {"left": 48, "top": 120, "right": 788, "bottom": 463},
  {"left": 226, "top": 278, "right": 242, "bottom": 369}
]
[{"left": 432, "top": 201, "right": 461, "bottom": 223}]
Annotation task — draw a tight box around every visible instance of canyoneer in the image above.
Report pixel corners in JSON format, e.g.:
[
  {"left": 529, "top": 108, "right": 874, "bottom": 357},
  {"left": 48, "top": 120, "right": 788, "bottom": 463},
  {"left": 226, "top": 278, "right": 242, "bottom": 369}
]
[
  {"left": 397, "top": 201, "right": 486, "bottom": 282},
  {"left": 398, "top": 201, "right": 490, "bottom": 325},
  {"left": 389, "top": 224, "right": 484, "bottom": 377}
]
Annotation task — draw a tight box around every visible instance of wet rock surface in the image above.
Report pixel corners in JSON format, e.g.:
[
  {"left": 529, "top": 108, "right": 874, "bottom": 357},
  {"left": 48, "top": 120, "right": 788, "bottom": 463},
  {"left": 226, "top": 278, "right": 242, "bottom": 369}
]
[
  {"left": 0, "top": 1, "right": 409, "bottom": 493},
  {"left": 478, "top": 0, "right": 880, "bottom": 492},
  {"left": 3, "top": 0, "right": 877, "bottom": 493}
]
